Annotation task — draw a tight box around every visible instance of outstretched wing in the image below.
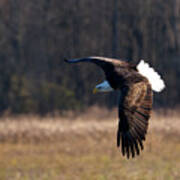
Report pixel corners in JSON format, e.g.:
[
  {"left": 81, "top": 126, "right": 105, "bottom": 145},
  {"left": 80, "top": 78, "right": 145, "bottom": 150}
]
[
  {"left": 117, "top": 81, "right": 152, "bottom": 158},
  {"left": 64, "top": 56, "right": 129, "bottom": 73},
  {"left": 64, "top": 56, "right": 124, "bottom": 64}
]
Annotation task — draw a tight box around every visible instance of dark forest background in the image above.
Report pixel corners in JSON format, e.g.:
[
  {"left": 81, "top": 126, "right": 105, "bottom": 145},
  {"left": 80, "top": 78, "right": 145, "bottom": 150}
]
[{"left": 0, "top": 0, "right": 179, "bottom": 114}]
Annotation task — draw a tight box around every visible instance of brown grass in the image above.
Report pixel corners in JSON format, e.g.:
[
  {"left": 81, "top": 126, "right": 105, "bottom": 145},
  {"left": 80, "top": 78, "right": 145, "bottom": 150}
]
[{"left": 0, "top": 109, "right": 180, "bottom": 180}]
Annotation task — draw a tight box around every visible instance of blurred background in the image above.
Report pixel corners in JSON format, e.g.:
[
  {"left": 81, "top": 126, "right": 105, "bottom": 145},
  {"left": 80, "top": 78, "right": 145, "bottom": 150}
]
[
  {"left": 0, "top": 0, "right": 179, "bottom": 115},
  {"left": 0, "top": 0, "right": 180, "bottom": 180}
]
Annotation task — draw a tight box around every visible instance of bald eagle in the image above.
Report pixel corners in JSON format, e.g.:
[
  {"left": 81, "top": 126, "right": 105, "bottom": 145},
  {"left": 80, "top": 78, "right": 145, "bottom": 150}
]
[{"left": 65, "top": 57, "right": 165, "bottom": 158}]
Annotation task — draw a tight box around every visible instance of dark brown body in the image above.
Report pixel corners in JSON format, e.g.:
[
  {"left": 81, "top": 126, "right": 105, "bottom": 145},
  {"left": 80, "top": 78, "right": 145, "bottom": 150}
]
[{"left": 65, "top": 56, "right": 153, "bottom": 158}]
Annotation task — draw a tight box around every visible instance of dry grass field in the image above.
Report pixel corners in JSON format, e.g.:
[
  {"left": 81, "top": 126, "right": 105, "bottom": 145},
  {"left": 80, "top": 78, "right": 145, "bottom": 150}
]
[{"left": 0, "top": 108, "right": 179, "bottom": 180}]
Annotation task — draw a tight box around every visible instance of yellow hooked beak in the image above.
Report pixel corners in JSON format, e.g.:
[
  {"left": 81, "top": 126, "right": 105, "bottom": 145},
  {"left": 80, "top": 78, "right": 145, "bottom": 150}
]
[{"left": 93, "top": 87, "right": 98, "bottom": 94}]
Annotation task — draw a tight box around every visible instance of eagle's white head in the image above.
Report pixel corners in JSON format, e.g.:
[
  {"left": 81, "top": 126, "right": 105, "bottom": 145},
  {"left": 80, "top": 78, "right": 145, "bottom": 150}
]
[{"left": 93, "top": 80, "right": 113, "bottom": 93}]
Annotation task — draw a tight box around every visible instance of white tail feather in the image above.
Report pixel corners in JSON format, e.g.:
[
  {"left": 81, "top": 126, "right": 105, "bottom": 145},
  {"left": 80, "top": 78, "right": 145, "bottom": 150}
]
[{"left": 137, "top": 60, "right": 165, "bottom": 92}]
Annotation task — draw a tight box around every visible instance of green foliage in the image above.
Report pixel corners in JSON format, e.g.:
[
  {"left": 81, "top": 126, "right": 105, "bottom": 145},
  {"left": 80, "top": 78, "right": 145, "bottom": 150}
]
[
  {"left": 0, "top": 0, "right": 179, "bottom": 114},
  {"left": 37, "top": 81, "right": 80, "bottom": 113},
  {"left": 7, "top": 75, "right": 80, "bottom": 114}
]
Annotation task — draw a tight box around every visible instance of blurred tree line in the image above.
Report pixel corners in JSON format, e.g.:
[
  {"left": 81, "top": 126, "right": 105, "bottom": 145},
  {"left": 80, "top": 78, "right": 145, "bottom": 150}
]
[{"left": 0, "top": 0, "right": 179, "bottom": 114}]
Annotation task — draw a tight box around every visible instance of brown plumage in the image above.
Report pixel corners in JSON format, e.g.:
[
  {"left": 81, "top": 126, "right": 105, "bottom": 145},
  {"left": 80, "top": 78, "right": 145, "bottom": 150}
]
[{"left": 65, "top": 56, "right": 154, "bottom": 158}]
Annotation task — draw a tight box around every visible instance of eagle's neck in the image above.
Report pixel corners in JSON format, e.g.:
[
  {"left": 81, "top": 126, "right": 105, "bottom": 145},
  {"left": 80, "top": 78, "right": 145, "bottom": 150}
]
[{"left": 105, "top": 71, "right": 127, "bottom": 90}]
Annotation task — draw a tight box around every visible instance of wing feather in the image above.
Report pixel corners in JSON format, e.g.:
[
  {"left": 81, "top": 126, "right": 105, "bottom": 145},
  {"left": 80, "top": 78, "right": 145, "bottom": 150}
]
[{"left": 117, "top": 81, "right": 152, "bottom": 158}]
